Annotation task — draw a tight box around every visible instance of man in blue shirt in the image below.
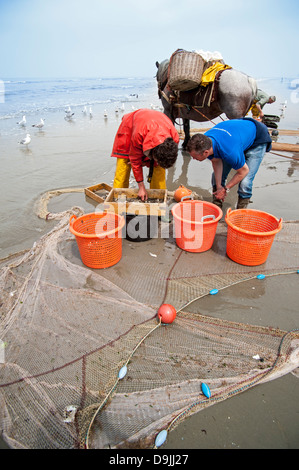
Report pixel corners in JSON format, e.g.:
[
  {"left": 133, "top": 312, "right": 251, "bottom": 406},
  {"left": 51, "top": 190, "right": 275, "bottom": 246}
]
[{"left": 186, "top": 118, "right": 272, "bottom": 209}]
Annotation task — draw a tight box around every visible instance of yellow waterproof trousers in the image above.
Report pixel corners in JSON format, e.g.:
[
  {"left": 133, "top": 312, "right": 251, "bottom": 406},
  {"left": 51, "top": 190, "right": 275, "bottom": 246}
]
[
  {"left": 249, "top": 100, "right": 260, "bottom": 118},
  {"left": 113, "top": 158, "right": 166, "bottom": 189}
]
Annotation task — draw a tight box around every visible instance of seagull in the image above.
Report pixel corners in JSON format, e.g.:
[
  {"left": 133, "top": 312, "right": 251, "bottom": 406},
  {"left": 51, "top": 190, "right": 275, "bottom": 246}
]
[
  {"left": 19, "top": 133, "right": 31, "bottom": 146},
  {"left": 279, "top": 100, "right": 287, "bottom": 110},
  {"left": 89, "top": 106, "right": 93, "bottom": 118},
  {"left": 120, "top": 103, "right": 125, "bottom": 112},
  {"left": 17, "top": 115, "right": 26, "bottom": 126},
  {"left": 82, "top": 106, "right": 87, "bottom": 115},
  {"left": 65, "top": 106, "right": 74, "bottom": 119},
  {"left": 104, "top": 109, "right": 108, "bottom": 118},
  {"left": 65, "top": 113, "right": 74, "bottom": 121},
  {"left": 32, "top": 118, "right": 45, "bottom": 129}
]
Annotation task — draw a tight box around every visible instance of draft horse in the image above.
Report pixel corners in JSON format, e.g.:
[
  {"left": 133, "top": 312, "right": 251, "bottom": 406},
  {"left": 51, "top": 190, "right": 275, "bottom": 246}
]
[{"left": 156, "top": 59, "right": 257, "bottom": 149}]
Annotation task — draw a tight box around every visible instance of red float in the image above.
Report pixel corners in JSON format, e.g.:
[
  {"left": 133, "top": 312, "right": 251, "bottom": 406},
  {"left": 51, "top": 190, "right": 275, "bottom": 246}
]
[
  {"left": 157, "top": 304, "right": 176, "bottom": 324},
  {"left": 174, "top": 185, "right": 192, "bottom": 202}
]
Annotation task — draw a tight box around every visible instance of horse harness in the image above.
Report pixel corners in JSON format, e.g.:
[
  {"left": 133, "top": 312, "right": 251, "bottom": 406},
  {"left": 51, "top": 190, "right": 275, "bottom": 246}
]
[{"left": 160, "top": 69, "right": 226, "bottom": 123}]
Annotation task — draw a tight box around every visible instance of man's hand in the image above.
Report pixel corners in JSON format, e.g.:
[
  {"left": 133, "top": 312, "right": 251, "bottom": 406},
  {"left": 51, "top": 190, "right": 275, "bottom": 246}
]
[
  {"left": 213, "top": 186, "right": 226, "bottom": 201},
  {"left": 213, "top": 163, "right": 249, "bottom": 202},
  {"left": 138, "top": 182, "right": 148, "bottom": 201}
]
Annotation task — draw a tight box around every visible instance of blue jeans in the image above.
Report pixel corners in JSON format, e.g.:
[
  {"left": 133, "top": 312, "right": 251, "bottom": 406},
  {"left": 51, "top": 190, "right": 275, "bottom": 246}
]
[{"left": 212, "top": 143, "right": 267, "bottom": 199}]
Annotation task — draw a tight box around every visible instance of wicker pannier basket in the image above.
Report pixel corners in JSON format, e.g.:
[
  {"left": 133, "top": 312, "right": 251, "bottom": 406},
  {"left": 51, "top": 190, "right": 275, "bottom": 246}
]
[{"left": 168, "top": 49, "right": 205, "bottom": 91}]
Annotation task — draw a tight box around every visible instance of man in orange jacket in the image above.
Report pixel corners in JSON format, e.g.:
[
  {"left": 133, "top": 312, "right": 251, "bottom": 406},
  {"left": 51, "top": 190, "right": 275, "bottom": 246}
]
[{"left": 111, "top": 108, "right": 179, "bottom": 200}]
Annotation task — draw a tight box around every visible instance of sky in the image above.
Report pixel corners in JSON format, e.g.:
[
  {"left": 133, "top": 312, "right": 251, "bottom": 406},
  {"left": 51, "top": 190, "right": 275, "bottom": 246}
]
[{"left": 0, "top": 0, "right": 298, "bottom": 79}]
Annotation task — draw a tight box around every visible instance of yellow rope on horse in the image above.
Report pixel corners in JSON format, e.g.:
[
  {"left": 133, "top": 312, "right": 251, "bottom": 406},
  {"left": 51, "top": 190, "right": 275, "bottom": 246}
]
[{"left": 200, "top": 62, "right": 232, "bottom": 87}]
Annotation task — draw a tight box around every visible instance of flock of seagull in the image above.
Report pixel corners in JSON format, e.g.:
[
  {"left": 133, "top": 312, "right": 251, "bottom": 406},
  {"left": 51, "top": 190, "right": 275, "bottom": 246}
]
[
  {"left": 17, "top": 115, "right": 45, "bottom": 147},
  {"left": 17, "top": 101, "right": 162, "bottom": 147},
  {"left": 15, "top": 96, "right": 288, "bottom": 148}
]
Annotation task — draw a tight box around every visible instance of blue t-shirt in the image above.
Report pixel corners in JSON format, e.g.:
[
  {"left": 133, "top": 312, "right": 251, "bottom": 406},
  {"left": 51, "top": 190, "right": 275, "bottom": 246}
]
[{"left": 205, "top": 119, "right": 257, "bottom": 170}]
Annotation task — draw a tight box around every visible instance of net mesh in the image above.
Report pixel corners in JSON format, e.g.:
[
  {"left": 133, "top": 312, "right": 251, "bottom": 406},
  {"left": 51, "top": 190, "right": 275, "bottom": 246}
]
[{"left": 0, "top": 203, "right": 298, "bottom": 449}]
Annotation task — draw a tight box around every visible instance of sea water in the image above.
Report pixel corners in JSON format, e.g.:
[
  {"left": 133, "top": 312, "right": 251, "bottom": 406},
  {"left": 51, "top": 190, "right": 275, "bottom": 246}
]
[{"left": 0, "top": 77, "right": 157, "bottom": 121}]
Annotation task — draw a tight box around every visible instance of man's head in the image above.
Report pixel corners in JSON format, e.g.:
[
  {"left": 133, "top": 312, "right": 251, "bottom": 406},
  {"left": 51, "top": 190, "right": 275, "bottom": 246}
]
[
  {"left": 269, "top": 96, "right": 276, "bottom": 104},
  {"left": 186, "top": 133, "right": 213, "bottom": 161},
  {"left": 153, "top": 137, "right": 178, "bottom": 168}
]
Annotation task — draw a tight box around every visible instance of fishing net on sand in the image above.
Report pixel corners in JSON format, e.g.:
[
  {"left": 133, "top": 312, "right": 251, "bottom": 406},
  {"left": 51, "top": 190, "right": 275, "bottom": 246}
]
[{"left": 0, "top": 200, "right": 299, "bottom": 449}]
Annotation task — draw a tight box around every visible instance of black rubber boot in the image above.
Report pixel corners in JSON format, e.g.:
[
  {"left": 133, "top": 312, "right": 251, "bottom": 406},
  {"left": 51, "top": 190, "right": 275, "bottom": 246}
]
[{"left": 237, "top": 197, "right": 251, "bottom": 209}]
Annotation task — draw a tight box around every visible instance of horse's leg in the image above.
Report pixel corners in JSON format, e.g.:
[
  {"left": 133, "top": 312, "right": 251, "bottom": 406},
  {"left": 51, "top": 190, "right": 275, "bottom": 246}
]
[{"left": 182, "top": 119, "right": 190, "bottom": 149}]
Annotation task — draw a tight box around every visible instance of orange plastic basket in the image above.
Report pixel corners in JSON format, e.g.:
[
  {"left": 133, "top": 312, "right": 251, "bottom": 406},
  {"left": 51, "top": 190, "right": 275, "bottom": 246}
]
[
  {"left": 171, "top": 200, "right": 223, "bottom": 252},
  {"left": 69, "top": 212, "right": 125, "bottom": 269},
  {"left": 225, "top": 208, "right": 282, "bottom": 266}
]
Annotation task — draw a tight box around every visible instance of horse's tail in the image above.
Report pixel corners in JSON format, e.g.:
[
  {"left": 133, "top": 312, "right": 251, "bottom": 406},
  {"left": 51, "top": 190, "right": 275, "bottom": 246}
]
[
  {"left": 248, "top": 76, "right": 257, "bottom": 101},
  {"left": 243, "top": 76, "right": 258, "bottom": 115}
]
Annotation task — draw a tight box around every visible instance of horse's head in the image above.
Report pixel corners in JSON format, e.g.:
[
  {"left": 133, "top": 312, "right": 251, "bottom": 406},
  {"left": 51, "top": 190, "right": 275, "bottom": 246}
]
[{"left": 155, "top": 59, "right": 169, "bottom": 96}]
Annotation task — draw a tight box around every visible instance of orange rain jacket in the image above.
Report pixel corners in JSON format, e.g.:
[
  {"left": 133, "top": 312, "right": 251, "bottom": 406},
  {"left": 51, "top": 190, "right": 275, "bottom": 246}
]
[{"left": 111, "top": 109, "right": 179, "bottom": 183}]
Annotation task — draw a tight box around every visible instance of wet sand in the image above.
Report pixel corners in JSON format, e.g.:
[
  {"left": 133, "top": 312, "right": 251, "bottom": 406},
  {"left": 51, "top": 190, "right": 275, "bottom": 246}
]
[
  {"left": 0, "top": 80, "right": 298, "bottom": 449},
  {"left": 163, "top": 273, "right": 299, "bottom": 449}
]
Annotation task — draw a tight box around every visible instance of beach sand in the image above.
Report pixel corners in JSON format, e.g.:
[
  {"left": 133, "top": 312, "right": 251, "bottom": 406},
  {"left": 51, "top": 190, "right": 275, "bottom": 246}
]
[{"left": 0, "top": 83, "right": 298, "bottom": 449}]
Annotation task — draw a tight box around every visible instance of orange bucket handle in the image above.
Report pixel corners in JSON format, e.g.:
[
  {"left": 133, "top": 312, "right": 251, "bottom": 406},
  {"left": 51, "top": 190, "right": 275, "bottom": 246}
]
[{"left": 69, "top": 214, "right": 77, "bottom": 227}]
